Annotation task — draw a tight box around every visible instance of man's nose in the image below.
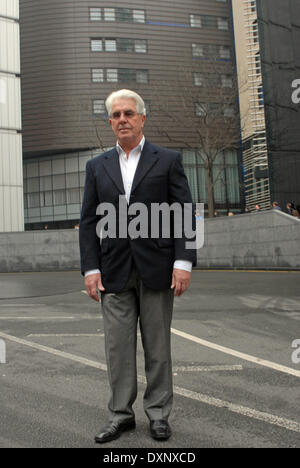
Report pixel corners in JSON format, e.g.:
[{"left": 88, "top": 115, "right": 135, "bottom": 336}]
[{"left": 119, "top": 112, "right": 128, "bottom": 121}]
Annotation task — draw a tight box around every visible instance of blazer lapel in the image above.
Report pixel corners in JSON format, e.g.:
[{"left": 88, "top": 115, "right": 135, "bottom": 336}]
[
  {"left": 102, "top": 148, "right": 125, "bottom": 195},
  {"left": 131, "top": 140, "right": 159, "bottom": 194}
]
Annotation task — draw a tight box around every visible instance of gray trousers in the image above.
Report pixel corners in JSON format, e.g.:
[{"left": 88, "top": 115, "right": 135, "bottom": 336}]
[{"left": 101, "top": 265, "right": 174, "bottom": 423}]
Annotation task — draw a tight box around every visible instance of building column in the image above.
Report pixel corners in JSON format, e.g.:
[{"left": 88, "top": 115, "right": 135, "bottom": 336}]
[{"left": 0, "top": 0, "right": 24, "bottom": 232}]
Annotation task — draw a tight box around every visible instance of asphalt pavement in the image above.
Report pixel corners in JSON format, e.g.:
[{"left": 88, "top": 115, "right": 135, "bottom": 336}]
[{"left": 0, "top": 269, "right": 300, "bottom": 448}]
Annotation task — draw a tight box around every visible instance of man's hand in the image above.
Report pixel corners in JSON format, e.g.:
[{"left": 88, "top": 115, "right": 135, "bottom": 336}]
[
  {"left": 171, "top": 269, "right": 191, "bottom": 297},
  {"left": 85, "top": 273, "right": 105, "bottom": 302}
]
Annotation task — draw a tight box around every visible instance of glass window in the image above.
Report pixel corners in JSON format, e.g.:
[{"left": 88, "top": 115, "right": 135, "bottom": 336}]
[
  {"left": 219, "top": 45, "right": 231, "bottom": 59},
  {"left": 218, "top": 17, "right": 229, "bottom": 30},
  {"left": 53, "top": 190, "right": 66, "bottom": 205},
  {"left": 195, "top": 103, "right": 207, "bottom": 116},
  {"left": 221, "top": 74, "right": 233, "bottom": 88},
  {"left": 119, "top": 38, "right": 134, "bottom": 52},
  {"left": 40, "top": 176, "right": 52, "bottom": 191},
  {"left": 92, "top": 68, "right": 104, "bottom": 82},
  {"left": 27, "top": 193, "right": 40, "bottom": 208},
  {"left": 27, "top": 162, "right": 39, "bottom": 177},
  {"left": 91, "top": 39, "right": 103, "bottom": 52},
  {"left": 136, "top": 70, "right": 148, "bottom": 84},
  {"left": 66, "top": 156, "right": 78, "bottom": 173},
  {"left": 90, "top": 8, "right": 101, "bottom": 21},
  {"left": 203, "top": 16, "right": 217, "bottom": 29},
  {"left": 117, "top": 8, "right": 132, "bottom": 22},
  {"left": 119, "top": 68, "right": 135, "bottom": 82},
  {"left": 104, "top": 8, "right": 115, "bottom": 21},
  {"left": 79, "top": 171, "right": 86, "bottom": 187},
  {"left": 135, "top": 40, "right": 147, "bottom": 53},
  {"left": 79, "top": 155, "right": 91, "bottom": 172},
  {"left": 93, "top": 99, "right": 105, "bottom": 114},
  {"left": 39, "top": 160, "right": 52, "bottom": 176},
  {"left": 194, "top": 73, "right": 204, "bottom": 86},
  {"left": 27, "top": 177, "right": 39, "bottom": 192},
  {"left": 224, "top": 106, "right": 234, "bottom": 117},
  {"left": 40, "top": 191, "right": 53, "bottom": 207},
  {"left": 66, "top": 188, "right": 80, "bottom": 204},
  {"left": 133, "top": 10, "right": 145, "bottom": 23},
  {"left": 107, "top": 69, "right": 118, "bottom": 82},
  {"left": 66, "top": 173, "right": 79, "bottom": 188},
  {"left": 105, "top": 39, "right": 117, "bottom": 52},
  {"left": 53, "top": 174, "right": 66, "bottom": 190},
  {"left": 192, "top": 44, "right": 204, "bottom": 57},
  {"left": 52, "top": 158, "right": 65, "bottom": 174},
  {"left": 190, "top": 14, "right": 202, "bottom": 28}
]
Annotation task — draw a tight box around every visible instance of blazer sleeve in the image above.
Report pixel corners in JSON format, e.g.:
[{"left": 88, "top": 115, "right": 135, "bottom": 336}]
[
  {"left": 168, "top": 152, "right": 197, "bottom": 266},
  {"left": 79, "top": 160, "right": 101, "bottom": 275}
]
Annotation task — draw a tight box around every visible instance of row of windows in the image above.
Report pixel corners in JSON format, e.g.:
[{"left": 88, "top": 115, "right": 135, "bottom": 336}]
[
  {"left": 91, "top": 68, "right": 232, "bottom": 88},
  {"left": 89, "top": 7, "right": 230, "bottom": 30},
  {"left": 195, "top": 102, "right": 235, "bottom": 118},
  {"left": 194, "top": 73, "right": 233, "bottom": 88},
  {"left": 192, "top": 43, "right": 231, "bottom": 60},
  {"left": 90, "top": 38, "right": 232, "bottom": 60},
  {"left": 190, "top": 14, "right": 229, "bottom": 30},
  {"left": 25, "top": 189, "right": 83, "bottom": 208},
  {"left": 91, "top": 38, "right": 147, "bottom": 53},
  {"left": 92, "top": 68, "right": 148, "bottom": 84},
  {"left": 89, "top": 7, "right": 145, "bottom": 23}
]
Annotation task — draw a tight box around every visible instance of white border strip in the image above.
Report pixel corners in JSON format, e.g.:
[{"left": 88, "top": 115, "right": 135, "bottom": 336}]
[{"left": 171, "top": 328, "right": 300, "bottom": 378}]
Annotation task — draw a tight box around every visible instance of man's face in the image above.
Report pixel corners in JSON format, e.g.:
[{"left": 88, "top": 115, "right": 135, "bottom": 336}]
[{"left": 109, "top": 98, "right": 146, "bottom": 147}]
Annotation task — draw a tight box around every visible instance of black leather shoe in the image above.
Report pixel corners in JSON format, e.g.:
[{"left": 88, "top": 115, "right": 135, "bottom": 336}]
[
  {"left": 150, "top": 420, "right": 171, "bottom": 440},
  {"left": 94, "top": 419, "right": 136, "bottom": 444}
]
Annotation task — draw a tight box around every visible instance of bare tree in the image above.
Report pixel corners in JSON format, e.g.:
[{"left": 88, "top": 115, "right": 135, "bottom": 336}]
[{"left": 150, "top": 64, "right": 242, "bottom": 217}]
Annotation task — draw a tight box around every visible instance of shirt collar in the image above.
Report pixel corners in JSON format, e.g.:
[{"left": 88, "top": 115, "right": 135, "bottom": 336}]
[{"left": 116, "top": 135, "right": 145, "bottom": 156}]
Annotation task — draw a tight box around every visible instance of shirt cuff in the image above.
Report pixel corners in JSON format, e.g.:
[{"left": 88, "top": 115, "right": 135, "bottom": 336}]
[
  {"left": 173, "top": 260, "right": 192, "bottom": 272},
  {"left": 84, "top": 269, "right": 101, "bottom": 277}
]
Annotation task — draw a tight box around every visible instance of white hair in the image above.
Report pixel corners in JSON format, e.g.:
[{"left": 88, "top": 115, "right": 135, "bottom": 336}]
[{"left": 105, "top": 89, "right": 147, "bottom": 117}]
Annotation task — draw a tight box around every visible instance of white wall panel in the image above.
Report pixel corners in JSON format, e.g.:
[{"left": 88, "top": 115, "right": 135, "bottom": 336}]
[
  {"left": 0, "top": 19, "right": 20, "bottom": 74},
  {"left": 0, "top": 0, "right": 23, "bottom": 232},
  {"left": 0, "top": 0, "right": 19, "bottom": 19},
  {"left": 0, "top": 75, "right": 21, "bottom": 130}
]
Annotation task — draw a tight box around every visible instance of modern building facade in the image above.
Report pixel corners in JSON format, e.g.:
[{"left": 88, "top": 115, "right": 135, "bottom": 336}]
[
  {"left": 20, "top": 0, "right": 242, "bottom": 229},
  {"left": 0, "top": 0, "right": 24, "bottom": 232},
  {"left": 232, "top": 0, "right": 300, "bottom": 211}
]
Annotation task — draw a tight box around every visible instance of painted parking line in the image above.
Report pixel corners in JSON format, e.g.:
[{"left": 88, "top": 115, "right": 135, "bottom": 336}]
[
  {"left": 27, "top": 333, "right": 105, "bottom": 337},
  {"left": 0, "top": 317, "right": 75, "bottom": 320},
  {"left": 171, "top": 328, "right": 300, "bottom": 378},
  {"left": 0, "top": 330, "right": 300, "bottom": 434},
  {"left": 173, "top": 365, "right": 243, "bottom": 372}
]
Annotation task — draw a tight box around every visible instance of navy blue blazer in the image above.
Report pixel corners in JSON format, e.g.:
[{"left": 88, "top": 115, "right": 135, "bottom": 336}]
[{"left": 79, "top": 140, "right": 196, "bottom": 292}]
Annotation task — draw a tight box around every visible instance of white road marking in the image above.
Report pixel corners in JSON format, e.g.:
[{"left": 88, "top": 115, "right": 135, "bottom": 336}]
[
  {"left": 0, "top": 317, "right": 75, "bottom": 320},
  {"left": 0, "top": 304, "right": 45, "bottom": 307},
  {"left": 171, "top": 328, "right": 300, "bottom": 378},
  {"left": 27, "top": 333, "right": 105, "bottom": 337},
  {"left": 0, "top": 330, "right": 300, "bottom": 434},
  {"left": 173, "top": 365, "right": 243, "bottom": 372}
]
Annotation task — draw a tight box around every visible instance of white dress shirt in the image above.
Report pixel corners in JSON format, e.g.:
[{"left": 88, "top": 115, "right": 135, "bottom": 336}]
[{"left": 85, "top": 136, "right": 192, "bottom": 277}]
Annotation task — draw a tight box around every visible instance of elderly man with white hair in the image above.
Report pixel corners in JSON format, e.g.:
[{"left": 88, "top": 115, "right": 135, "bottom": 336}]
[{"left": 79, "top": 89, "right": 196, "bottom": 443}]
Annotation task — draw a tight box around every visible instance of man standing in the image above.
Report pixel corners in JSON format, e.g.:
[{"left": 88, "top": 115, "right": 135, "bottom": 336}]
[{"left": 79, "top": 90, "right": 196, "bottom": 443}]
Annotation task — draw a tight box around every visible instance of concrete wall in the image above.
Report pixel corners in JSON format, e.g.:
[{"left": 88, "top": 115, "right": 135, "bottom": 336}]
[
  {"left": 198, "top": 210, "right": 300, "bottom": 269},
  {"left": 0, "top": 210, "right": 299, "bottom": 272}
]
